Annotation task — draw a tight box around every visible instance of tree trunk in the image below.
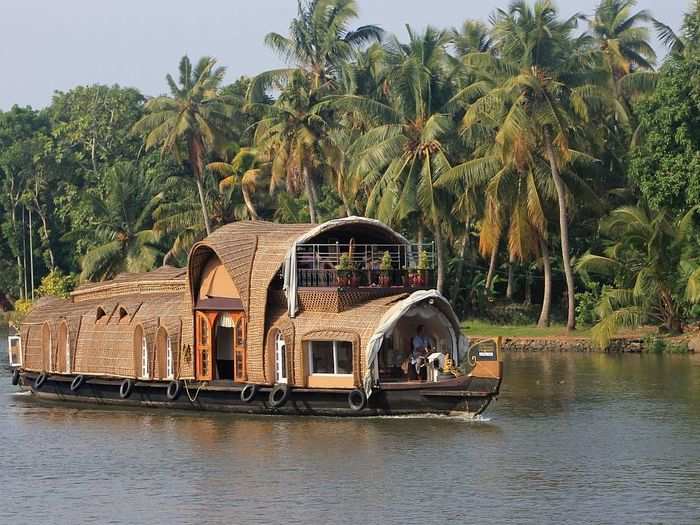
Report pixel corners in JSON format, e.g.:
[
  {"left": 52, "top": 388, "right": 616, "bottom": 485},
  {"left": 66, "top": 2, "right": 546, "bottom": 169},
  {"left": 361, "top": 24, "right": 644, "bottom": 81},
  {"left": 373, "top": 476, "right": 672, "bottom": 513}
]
[
  {"left": 450, "top": 221, "right": 470, "bottom": 302},
  {"left": 33, "top": 187, "right": 55, "bottom": 269},
  {"left": 28, "top": 208, "right": 34, "bottom": 300},
  {"left": 543, "top": 127, "right": 576, "bottom": 330},
  {"left": 524, "top": 265, "right": 532, "bottom": 305},
  {"left": 506, "top": 253, "right": 516, "bottom": 300},
  {"left": 537, "top": 237, "right": 552, "bottom": 328},
  {"left": 485, "top": 243, "right": 498, "bottom": 291},
  {"left": 303, "top": 167, "right": 318, "bottom": 224},
  {"left": 190, "top": 138, "right": 212, "bottom": 235},
  {"left": 241, "top": 185, "right": 260, "bottom": 221},
  {"left": 432, "top": 217, "right": 445, "bottom": 295}
]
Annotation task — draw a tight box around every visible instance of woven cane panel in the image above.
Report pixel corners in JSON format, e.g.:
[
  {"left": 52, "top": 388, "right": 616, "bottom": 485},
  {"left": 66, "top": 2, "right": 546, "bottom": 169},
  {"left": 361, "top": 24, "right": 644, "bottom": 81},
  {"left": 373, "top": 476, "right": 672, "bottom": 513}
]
[
  {"left": 296, "top": 287, "right": 411, "bottom": 313},
  {"left": 22, "top": 324, "right": 43, "bottom": 371}
]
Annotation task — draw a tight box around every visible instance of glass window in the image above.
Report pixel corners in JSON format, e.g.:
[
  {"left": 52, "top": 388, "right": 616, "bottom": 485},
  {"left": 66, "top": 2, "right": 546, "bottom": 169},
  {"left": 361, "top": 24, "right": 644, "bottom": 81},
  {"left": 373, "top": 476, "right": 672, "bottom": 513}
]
[
  {"left": 310, "top": 341, "right": 334, "bottom": 374},
  {"left": 236, "top": 318, "right": 245, "bottom": 346},
  {"left": 335, "top": 341, "right": 352, "bottom": 374},
  {"left": 308, "top": 341, "right": 353, "bottom": 375},
  {"left": 199, "top": 316, "right": 208, "bottom": 345},
  {"left": 8, "top": 336, "right": 21, "bottom": 367}
]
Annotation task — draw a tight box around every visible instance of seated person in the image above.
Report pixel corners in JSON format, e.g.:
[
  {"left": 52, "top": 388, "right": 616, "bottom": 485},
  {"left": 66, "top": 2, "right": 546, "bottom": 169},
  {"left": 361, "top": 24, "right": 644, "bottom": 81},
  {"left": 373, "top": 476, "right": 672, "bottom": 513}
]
[{"left": 408, "top": 325, "right": 432, "bottom": 381}]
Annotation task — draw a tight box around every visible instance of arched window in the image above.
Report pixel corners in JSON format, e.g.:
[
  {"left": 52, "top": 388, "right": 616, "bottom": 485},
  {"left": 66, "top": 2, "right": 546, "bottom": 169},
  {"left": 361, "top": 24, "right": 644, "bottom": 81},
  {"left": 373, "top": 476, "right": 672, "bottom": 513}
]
[
  {"left": 41, "top": 322, "right": 52, "bottom": 372},
  {"left": 133, "top": 326, "right": 149, "bottom": 379},
  {"left": 275, "top": 331, "right": 287, "bottom": 384},
  {"left": 156, "top": 327, "right": 173, "bottom": 380},
  {"left": 57, "top": 321, "right": 70, "bottom": 373}
]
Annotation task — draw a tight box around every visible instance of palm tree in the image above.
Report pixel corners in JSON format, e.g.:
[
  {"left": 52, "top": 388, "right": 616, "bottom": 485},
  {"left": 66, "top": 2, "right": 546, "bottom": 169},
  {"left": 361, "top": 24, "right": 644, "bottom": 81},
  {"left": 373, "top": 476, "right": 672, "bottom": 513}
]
[
  {"left": 459, "top": 0, "right": 606, "bottom": 329},
  {"left": 76, "top": 162, "right": 164, "bottom": 281},
  {"left": 327, "top": 26, "right": 455, "bottom": 293},
  {"left": 250, "top": 72, "right": 333, "bottom": 223},
  {"left": 132, "top": 55, "right": 236, "bottom": 235},
  {"left": 252, "top": 0, "right": 383, "bottom": 96},
  {"left": 577, "top": 205, "right": 700, "bottom": 347},
  {"left": 589, "top": 0, "right": 658, "bottom": 129},
  {"left": 207, "top": 148, "right": 267, "bottom": 220},
  {"left": 590, "top": 0, "right": 656, "bottom": 77},
  {"left": 450, "top": 20, "right": 493, "bottom": 57}
]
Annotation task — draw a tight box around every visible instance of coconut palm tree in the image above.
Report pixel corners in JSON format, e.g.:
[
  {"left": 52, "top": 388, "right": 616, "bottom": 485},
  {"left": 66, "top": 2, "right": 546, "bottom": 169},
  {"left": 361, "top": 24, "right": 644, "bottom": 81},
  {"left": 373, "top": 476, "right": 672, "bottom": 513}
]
[
  {"left": 250, "top": 72, "right": 334, "bottom": 223},
  {"left": 450, "top": 20, "right": 493, "bottom": 57},
  {"left": 577, "top": 205, "right": 700, "bottom": 347},
  {"left": 251, "top": 0, "right": 383, "bottom": 97},
  {"left": 589, "top": 0, "right": 656, "bottom": 77},
  {"left": 75, "top": 162, "right": 165, "bottom": 281},
  {"left": 207, "top": 148, "right": 268, "bottom": 220},
  {"left": 132, "top": 55, "right": 236, "bottom": 235},
  {"left": 589, "top": 0, "right": 658, "bottom": 130},
  {"left": 458, "top": 0, "right": 607, "bottom": 329}
]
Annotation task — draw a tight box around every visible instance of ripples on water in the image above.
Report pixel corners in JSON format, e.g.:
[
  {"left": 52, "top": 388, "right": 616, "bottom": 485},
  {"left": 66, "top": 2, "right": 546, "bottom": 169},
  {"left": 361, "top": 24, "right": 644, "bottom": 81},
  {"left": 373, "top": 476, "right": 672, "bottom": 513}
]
[{"left": 2, "top": 353, "right": 700, "bottom": 525}]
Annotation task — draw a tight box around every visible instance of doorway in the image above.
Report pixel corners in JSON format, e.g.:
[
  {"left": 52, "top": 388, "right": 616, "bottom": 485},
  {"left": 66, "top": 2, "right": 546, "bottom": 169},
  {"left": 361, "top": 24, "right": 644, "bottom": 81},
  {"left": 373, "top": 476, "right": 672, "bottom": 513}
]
[{"left": 196, "top": 310, "right": 247, "bottom": 382}]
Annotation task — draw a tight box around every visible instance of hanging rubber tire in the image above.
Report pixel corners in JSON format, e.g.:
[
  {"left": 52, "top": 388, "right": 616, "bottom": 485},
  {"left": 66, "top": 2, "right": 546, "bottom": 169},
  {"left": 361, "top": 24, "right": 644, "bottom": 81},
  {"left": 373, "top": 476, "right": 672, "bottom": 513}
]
[
  {"left": 70, "top": 375, "right": 85, "bottom": 392},
  {"left": 34, "top": 372, "right": 47, "bottom": 390},
  {"left": 11, "top": 368, "right": 20, "bottom": 386},
  {"left": 119, "top": 378, "right": 134, "bottom": 399},
  {"left": 269, "top": 383, "right": 290, "bottom": 408},
  {"left": 241, "top": 384, "right": 258, "bottom": 403},
  {"left": 166, "top": 380, "right": 182, "bottom": 401},
  {"left": 348, "top": 388, "right": 367, "bottom": 411}
]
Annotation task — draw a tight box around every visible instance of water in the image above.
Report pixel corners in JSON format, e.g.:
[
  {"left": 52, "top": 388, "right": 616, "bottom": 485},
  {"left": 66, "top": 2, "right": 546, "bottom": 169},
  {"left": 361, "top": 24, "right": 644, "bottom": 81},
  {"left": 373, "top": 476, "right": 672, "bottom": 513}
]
[{"left": 2, "top": 352, "right": 700, "bottom": 525}]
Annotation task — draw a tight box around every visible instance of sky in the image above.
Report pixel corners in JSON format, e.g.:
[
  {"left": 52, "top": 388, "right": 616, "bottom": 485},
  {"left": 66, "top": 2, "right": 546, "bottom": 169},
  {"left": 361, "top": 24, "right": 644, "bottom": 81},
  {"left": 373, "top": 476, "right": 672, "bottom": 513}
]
[{"left": 0, "top": 0, "right": 690, "bottom": 110}]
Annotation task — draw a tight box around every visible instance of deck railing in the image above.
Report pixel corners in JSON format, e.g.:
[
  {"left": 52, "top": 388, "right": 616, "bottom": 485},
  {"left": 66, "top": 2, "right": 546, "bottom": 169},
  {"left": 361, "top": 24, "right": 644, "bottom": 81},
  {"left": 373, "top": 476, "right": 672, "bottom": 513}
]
[{"left": 295, "top": 242, "right": 435, "bottom": 288}]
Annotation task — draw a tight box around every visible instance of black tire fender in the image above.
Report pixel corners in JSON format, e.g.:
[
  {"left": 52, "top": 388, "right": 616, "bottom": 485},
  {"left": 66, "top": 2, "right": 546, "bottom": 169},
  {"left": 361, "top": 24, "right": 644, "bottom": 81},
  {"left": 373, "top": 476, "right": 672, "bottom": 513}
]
[
  {"left": 166, "top": 380, "right": 182, "bottom": 401},
  {"left": 11, "top": 368, "right": 20, "bottom": 386},
  {"left": 34, "top": 372, "right": 47, "bottom": 390},
  {"left": 70, "top": 375, "right": 85, "bottom": 392},
  {"left": 119, "top": 378, "right": 134, "bottom": 399},
  {"left": 241, "top": 383, "right": 258, "bottom": 403},
  {"left": 348, "top": 388, "right": 367, "bottom": 411},
  {"left": 269, "top": 383, "right": 291, "bottom": 408}
]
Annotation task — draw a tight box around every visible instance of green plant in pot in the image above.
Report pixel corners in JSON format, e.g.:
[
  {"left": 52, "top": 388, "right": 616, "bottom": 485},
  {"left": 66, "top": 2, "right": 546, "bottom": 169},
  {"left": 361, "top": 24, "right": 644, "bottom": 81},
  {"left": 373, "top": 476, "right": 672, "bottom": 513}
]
[
  {"left": 335, "top": 253, "right": 353, "bottom": 287},
  {"left": 415, "top": 249, "right": 430, "bottom": 287},
  {"left": 379, "top": 251, "right": 393, "bottom": 287}
]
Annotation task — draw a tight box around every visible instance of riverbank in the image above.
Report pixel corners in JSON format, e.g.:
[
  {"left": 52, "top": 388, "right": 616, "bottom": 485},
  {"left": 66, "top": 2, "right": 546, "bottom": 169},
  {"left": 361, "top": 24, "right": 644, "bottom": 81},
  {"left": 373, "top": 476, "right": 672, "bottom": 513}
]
[{"left": 462, "top": 320, "right": 696, "bottom": 353}]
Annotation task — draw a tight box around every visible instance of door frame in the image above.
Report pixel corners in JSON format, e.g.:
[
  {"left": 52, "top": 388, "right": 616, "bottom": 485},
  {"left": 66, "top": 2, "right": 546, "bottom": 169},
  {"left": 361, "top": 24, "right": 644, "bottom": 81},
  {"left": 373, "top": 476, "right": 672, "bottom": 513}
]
[{"left": 196, "top": 310, "right": 247, "bottom": 382}]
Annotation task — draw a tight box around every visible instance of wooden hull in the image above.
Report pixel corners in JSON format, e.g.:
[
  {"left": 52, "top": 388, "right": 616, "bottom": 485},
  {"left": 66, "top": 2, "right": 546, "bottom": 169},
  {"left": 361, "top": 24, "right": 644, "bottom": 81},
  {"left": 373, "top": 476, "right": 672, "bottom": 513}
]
[{"left": 16, "top": 371, "right": 501, "bottom": 418}]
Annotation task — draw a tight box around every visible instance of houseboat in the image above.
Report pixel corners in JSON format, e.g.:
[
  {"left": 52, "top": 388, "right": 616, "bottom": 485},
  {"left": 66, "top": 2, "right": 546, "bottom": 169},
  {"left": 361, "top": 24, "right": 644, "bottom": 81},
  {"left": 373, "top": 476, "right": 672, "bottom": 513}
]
[{"left": 7, "top": 217, "right": 502, "bottom": 417}]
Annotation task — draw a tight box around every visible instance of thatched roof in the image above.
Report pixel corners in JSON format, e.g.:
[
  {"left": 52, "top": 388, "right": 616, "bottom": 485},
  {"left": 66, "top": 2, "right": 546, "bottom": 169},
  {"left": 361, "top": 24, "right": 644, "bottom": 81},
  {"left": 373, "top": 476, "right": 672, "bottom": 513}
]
[{"left": 71, "top": 266, "right": 187, "bottom": 303}]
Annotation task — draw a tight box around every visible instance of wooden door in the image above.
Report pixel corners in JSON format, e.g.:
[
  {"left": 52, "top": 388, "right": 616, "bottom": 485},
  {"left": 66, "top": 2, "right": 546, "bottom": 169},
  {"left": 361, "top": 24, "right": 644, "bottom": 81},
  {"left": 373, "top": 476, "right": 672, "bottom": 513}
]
[
  {"left": 233, "top": 313, "right": 247, "bottom": 382},
  {"left": 195, "top": 311, "right": 213, "bottom": 380}
]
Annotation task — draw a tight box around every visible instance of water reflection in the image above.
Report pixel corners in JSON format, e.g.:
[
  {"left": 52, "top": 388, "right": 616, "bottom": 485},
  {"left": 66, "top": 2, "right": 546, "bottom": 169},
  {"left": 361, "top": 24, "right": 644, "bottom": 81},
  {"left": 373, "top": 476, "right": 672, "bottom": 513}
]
[{"left": 2, "top": 352, "right": 700, "bottom": 524}]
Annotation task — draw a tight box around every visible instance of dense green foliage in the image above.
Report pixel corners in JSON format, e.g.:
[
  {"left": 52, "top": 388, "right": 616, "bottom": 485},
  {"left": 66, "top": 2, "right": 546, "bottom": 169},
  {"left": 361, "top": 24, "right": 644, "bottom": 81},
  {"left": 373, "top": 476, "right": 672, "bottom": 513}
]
[{"left": 3, "top": 0, "right": 700, "bottom": 342}]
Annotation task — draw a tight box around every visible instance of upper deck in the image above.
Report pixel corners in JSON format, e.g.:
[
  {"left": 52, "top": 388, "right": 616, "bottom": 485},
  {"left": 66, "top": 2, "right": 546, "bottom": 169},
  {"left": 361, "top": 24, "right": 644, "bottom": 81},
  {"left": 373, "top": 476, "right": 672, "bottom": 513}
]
[{"left": 295, "top": 242, "right": 435, "bottom": 289}]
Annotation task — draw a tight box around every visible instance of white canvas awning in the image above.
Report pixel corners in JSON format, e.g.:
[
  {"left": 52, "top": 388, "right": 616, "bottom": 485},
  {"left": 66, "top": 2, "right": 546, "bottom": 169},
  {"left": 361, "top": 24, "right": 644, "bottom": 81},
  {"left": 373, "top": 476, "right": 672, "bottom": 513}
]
[{"left": 362, "top": 290, "right": 465, "bottom": 396}]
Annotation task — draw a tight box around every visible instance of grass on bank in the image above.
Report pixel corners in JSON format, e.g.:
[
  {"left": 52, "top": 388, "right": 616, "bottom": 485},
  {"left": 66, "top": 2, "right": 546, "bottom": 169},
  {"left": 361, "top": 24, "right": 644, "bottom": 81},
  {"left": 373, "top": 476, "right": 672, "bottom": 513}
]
[{"left": 461, "top": 319, "right": 592, "bottom": 338}]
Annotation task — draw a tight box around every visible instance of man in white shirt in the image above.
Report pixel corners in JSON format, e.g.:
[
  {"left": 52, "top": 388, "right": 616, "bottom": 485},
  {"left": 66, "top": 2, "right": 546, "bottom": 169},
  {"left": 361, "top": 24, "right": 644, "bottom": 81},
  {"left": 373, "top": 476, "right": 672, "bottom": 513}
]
[{"left": 410, "top": 325, "right": 432, "bottom": 380}]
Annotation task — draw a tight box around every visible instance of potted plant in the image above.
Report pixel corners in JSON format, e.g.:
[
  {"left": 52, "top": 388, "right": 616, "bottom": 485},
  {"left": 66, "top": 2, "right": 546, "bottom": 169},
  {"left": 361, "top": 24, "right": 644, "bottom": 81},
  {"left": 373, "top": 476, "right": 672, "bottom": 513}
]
[
  {"left": 415, "top": 249, "right": 430, "bottom": 287},
  {"left": 335, "top": 253, "right": 353, "bottom": 287},
  {"left": 379, "top": 251, "right": 392, "bottom": 287}
]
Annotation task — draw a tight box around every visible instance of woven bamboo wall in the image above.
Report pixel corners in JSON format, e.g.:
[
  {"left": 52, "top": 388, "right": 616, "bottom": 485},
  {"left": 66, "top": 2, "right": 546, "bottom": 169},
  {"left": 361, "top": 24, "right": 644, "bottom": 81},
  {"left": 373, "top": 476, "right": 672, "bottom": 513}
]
[{"left": 265, "top": 294, "right": 405, "bottom": 388}]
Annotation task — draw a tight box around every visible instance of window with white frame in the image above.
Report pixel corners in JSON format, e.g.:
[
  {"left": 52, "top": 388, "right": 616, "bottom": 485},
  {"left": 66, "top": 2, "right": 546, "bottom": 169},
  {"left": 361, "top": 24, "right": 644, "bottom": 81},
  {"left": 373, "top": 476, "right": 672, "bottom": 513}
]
[
  {"left": 141, "top": 336, "right": 149, "bottom": 379},
  {"left": 166, "top": 336, "right": 173, "bottom": 379},
  {"left": 8, "top": 335, "right": 22, "bottom": 367},
  {"left": 308, "top": 340, "right": 352, "bottom": 375}
]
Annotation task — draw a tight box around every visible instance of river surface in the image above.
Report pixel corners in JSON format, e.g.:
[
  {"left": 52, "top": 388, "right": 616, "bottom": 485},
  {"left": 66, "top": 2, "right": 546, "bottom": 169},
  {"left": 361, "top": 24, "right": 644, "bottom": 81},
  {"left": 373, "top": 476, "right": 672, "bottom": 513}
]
[{"left": 1, "top": 352, "right": 700, "bottom": 525}]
